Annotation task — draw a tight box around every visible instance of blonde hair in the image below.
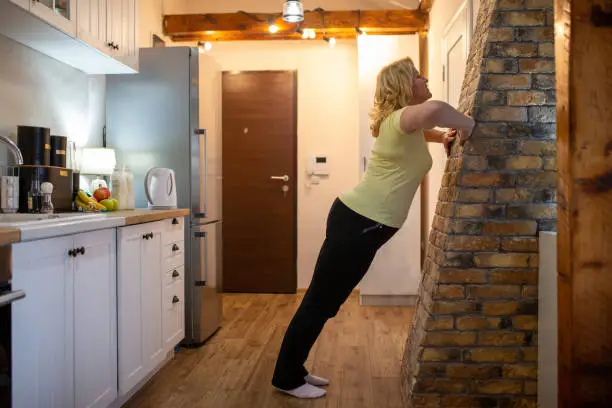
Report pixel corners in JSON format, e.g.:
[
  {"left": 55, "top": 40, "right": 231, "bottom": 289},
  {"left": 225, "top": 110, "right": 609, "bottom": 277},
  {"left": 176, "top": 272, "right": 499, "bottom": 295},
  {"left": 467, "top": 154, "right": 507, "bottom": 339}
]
[{"left": 369, "top": 57, "right": 419, "bottom": 137}]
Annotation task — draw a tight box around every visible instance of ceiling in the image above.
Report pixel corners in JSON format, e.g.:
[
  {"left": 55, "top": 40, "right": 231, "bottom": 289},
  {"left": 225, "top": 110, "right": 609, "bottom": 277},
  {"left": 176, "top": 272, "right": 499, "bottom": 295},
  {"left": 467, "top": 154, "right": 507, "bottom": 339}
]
[{"left": 163, "top": 0, "right": 420, "bottom": 15}]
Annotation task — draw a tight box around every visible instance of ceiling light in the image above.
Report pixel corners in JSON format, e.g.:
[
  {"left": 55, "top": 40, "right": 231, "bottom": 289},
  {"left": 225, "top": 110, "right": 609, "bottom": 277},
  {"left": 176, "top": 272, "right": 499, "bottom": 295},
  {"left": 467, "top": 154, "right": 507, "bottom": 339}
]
[
  {"left": 309, "top": 29, "right": 316, "bottom": 39},
  {"left": 301, "top": 29, "right": 308, "bottom": 39},
  {"left": 324, "top": 36, "right": 336, "bottom": 47},
  {"left": 283, "top": 0, "right": 304, "bottom": 23},
  {"left": 269, "top": 24, "right": 279, "bottom": 33},
  {"left": 197, "top": 41, "right": 212, "bottom": 52},
  {"left": 356, "top": 28, "right": 367, "bottom": 36}
]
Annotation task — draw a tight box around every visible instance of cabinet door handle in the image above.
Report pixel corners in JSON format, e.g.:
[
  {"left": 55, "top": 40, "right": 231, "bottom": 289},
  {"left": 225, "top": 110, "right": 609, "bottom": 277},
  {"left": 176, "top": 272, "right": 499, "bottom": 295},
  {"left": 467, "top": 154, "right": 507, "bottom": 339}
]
[
  {"left": 172, "top": 244, "right": 180, "bottom": 252},
  {"left": 172, "top": 296, "right": 180, "bottom": 304},
  {"left": 172, "top": 218, "right": 179, "bottom": 225},
  {"left": 68, "top": 249, "right": 76, "bottom": 257},
  {"left": 142, "top": 234, "right": 148, "bottom": 240},
  {"left": 78, "top": 247, "right": 85, "bottom": 255},
  {"left": 172, "top": 270, "right": 179, "bottom": 278},
  {"left": 149, "top": 233, "right": 154, "bottom": 239}
]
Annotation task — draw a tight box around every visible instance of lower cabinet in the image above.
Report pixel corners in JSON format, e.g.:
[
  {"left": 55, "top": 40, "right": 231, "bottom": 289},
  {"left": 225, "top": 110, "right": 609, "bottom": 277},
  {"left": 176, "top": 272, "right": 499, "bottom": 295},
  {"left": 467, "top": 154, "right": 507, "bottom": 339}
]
[
  {"left": 12, "top": 229, "right": 117, "bottom": 408},
  {"left": 117, "top": 218, "right": 185, "bottom": 396}
]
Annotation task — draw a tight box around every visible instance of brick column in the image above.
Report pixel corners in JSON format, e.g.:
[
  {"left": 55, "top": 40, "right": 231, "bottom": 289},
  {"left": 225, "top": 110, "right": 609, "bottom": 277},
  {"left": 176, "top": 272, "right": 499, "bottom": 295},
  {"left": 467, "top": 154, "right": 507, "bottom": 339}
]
[{"left": 402, "top": 0, "right": 556, "bottom": 407}]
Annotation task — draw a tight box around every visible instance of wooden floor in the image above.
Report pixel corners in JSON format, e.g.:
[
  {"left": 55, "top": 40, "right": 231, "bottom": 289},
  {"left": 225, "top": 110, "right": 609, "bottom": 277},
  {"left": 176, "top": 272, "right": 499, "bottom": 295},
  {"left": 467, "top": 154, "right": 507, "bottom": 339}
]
[{"left": 125, "top": 293, "right": 414, "bottom": 408}]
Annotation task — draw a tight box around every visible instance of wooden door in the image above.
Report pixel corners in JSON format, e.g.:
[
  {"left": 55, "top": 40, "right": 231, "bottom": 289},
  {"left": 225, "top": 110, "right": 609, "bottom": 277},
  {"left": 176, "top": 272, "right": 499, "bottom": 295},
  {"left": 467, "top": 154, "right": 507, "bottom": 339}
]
[
  {"left": 73, "top": 229, "right": 117, "bottom": 408},
  {"left": 222, "top": 71, "right": 298, "bottom": 293},
  {"left": 11, "top": 236, "right": 75, "bottom": 408}
]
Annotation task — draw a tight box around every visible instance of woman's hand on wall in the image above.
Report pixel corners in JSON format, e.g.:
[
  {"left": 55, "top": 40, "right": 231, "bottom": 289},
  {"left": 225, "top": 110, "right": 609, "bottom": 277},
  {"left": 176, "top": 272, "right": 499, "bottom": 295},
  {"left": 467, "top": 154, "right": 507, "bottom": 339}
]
[{"left": 443, "top": 129, "right": 457, "bottom": 157}]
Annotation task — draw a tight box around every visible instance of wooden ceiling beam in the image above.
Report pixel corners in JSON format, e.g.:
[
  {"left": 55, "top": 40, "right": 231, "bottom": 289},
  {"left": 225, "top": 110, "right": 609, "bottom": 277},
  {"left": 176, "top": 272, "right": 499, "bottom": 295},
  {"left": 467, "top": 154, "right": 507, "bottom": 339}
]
[
  {"left": 419, "top": 0, "right": 435, "bottom": 13},
  {"left": 164, "top": 9, "right": 428, "bottom": 42}
]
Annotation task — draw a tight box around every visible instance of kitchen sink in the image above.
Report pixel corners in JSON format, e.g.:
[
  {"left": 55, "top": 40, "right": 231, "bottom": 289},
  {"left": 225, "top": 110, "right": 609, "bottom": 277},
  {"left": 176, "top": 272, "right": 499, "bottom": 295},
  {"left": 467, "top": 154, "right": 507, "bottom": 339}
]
[{"left": 0, "top": 213, "right": 104, "bottom": 226}]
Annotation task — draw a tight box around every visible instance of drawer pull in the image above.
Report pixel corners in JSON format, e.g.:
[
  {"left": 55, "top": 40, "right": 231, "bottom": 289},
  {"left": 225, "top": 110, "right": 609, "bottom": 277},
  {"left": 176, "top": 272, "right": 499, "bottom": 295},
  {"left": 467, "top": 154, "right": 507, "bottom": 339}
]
[
  {"left": 172, "top": 244, "right": 180, "bottom": 252},
  {"left": 172, "top": 295, "right": 180, "bottom": 304},
  {"left": 172, "top": 270, "right": 180, "bottom": 278},
  {"left": 172, "top": 218, "right": 179, "bottom": 225}
]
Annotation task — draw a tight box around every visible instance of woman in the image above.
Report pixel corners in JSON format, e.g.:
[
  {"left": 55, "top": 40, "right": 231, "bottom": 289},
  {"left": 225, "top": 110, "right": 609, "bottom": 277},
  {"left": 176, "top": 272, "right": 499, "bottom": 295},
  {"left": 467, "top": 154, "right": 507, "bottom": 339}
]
[{"left": 271, "top": 57, "right": 475, "bottom": 399}]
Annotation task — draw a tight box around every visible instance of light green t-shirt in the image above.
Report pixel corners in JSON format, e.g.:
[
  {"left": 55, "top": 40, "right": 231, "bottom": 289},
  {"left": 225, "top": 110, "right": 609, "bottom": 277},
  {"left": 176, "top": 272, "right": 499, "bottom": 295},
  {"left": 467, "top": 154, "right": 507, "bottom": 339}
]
[{"left": 340, "top": 108, "right": 433, "bottom": 228}]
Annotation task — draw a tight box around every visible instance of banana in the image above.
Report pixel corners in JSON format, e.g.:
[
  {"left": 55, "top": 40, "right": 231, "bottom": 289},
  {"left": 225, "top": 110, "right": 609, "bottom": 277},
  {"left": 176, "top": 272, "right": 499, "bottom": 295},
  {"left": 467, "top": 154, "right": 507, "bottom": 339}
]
[{"left": 76, "top": 190, "right": 107, "bottom": 211}]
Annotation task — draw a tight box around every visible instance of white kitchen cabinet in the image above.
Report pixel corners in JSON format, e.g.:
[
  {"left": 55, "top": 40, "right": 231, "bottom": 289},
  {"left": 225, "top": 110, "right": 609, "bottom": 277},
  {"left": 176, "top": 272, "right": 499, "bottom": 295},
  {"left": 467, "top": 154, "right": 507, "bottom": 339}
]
[
  {"left": 11, "top": 229, "right": 117, "bottom": 408},
  {"left": 117, "top": 222, "right": 164, "bottom": 396},
  {"left": 73, "top": 230, "right": 117, "bottom": 408},
  {"left": 31, "top": 0, "right": 77, "bottom": 37},
  {"left": 77, "top": 0, "right": 108, "bottom": 54},
  {"left": 12, "top": 235, "right": 75, "bottom": 408},
  {"left": 117, "top": 218, "right": 186, "bottom": 396},
  {"left": 107, "top": 0, "right": 138, "bottom": 66}
]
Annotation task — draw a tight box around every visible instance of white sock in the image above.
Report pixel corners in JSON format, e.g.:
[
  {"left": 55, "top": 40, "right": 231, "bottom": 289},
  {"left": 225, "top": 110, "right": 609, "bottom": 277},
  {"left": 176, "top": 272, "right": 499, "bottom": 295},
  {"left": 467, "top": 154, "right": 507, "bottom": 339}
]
[
  {"left": 305, "top": 374, "right": 330, "bottom": 386},
  {"left": 274, "top": 383, "right": 327, "bottom": 399}
]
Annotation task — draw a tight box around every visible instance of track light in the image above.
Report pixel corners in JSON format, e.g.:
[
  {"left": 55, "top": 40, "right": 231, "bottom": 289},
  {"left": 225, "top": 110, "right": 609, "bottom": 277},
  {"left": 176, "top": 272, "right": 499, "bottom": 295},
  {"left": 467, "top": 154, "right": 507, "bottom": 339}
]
[
  {"left": 198, "top": 41, "right": 212, "bottom": 52},
  {"left": 283, "top": 0, "right": 304, "bottom": 23},
  {"left": 269, "top": 24, "right": 279, "bottom": 33},
  {"left": 356, "top": 27, "right": 367, "bottom": 36},
  {"left": 324, "top": 36, "right": 336, "bottom": 47}
]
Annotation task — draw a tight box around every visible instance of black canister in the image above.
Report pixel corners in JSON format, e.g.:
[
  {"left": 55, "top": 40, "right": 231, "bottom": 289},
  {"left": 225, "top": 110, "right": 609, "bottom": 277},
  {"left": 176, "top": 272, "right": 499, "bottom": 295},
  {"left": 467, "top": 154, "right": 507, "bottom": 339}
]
[
  {"left": 50, "top": 135, "right": 68, "bottom": 168},
  {"left": 17, "top": 126, "right": 51, "bottom": 166}
]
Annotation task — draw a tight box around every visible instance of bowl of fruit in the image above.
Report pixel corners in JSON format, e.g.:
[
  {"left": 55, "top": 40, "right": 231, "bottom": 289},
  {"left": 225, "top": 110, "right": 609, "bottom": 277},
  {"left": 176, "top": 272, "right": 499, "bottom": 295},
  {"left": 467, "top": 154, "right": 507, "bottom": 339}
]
[{"left": 75, "top": 187, "right": 119, "bottom": 212}]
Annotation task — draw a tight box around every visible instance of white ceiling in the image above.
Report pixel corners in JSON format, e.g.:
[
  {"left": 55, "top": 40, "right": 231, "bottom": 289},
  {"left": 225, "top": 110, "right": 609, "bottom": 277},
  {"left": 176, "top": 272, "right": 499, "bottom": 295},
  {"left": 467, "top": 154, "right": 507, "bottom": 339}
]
[{"left": 163, "top": 0, "right": 420, "bottom": 15}]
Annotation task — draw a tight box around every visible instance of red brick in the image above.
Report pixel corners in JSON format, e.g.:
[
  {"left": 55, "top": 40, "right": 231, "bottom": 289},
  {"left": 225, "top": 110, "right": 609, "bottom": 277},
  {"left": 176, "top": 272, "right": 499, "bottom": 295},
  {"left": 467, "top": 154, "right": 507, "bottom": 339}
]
[
  {"left": 521, "top": 347, "right": 538, "bottom": 362},
  {"left": 484, "top": 74, "right": 531, "bottom": 90},
  {"left": 483, "top": 301, "right": 521, "bottom": 315},
  {"left": 435, "top": 285, "right": 466, "bottom": 300},
  {"left": 414, "top": 378, "right": 467, "bottom": 393},
  {"left": 446, "top": 236, "right": 500, "bottom": 251},
  {"left": 466, "top": 348, "right": 518, "bottom": 363},
  {"left": 474, "top": 253, "right": 531, "bottom": 268},
  {"left": 522, "top": 285, "right": 539, "bottom": 298},
  {"left": 539, "top": 42, "right": 554, "bottom": 57},
  {"left": 475, "top": 106, "right": 528, "bottom": 122},
  {"left": 517, "top": 172, "right": 556, "bottom": 187},
  {"left": 516, "top": 27, "right": 554, "bottom": 41},
  {"left": 543, "top": 157, "right": 557, "bottom": 170},
  {"left": 427, "top": 316, "right": 455, "bottom": 330},
  {"left": 473, "top": 380, "right": 523, "bottom": 394},
  {"left": 526, "top": 0, "right": 552, "bottom": 8},
  {"left": 498, "top": 0, "right": 525, "bottom": 9},
  {"left": 504, "top": 156, "right": 543, "bottom": 170},
  {"left": 455, "top": 204, "right": 486, "bottom": 218},
  {"left": 502, "top": 237, "right": 539, "bottom": 252},
  {"left": 489, "top": 269, "right": 538, "bottom": 284},
  {"left": 457, "top": 188, "right": 491, "bottom": 203},
  {"left": 503, "top": 364, "right": 538, "bottom": 379},
  {"left": 455, "top": 316, "right": 492, "bottom": 330},
  {"left": 439, "top": 269, "right": 487, "bottom": 284},
  {"left": 485, "top": 59, "right": 519, "bottom": 74},
  {"left": 421, "top": 348, "right": 461, "bottom": 362},
  {"left": 498, "top": 11, "right": 547, "bottom": 26},
  {"left": 488, "top": 27, "right": 516, "bottom": 41},
  {"left": 432, "top": 301, "right": 480, "bottom": 315},
  {"left": 480, "top": 331, "right": 525, "bottom": 346},
  {"left": 468, "top": 139, "right": 518, "bottom": 155},
  {"left": 514, "top": 315, "right": 538, "bottom": 330},
  {"left": 495, "top": 188, "right": 536, "bottom": 203},
  {"left": 468, "top": 285, "right": 522, "bottom": 299},
  {"left": 520, "top": 140, "right": 556, "bottom": 155},
  {"left": 482, "top": 221, "right": 538, "bottom": 235},
  {"left": 446, "top": 364, "right": 502, "bottom": 379},
  {"left": 508, "top": 90, "right": 551, "bottom": 105},
  {"left": 508, "top": 204, "right": 556, "bottom": 219},
  {"left": 489, "top": 43, "right": 539, "bottom": 57},
  {"left": 525, "top": 381, "right": 538, "bottom": 395}
]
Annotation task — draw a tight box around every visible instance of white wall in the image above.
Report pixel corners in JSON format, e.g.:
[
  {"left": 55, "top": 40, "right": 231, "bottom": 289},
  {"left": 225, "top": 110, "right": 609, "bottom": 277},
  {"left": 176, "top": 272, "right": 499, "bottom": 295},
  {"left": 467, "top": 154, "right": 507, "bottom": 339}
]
[
  {"left": 356, "top": 34, "right": 423, "bottom": 298},
  {"left": 195, "top": 40, "right": 360, "bottom": 288},
  {"left": 0, "top": 35, "right": 106, "bottom": 167},
  {"left": 425, "top": 0, "right": 480, "bottom": 238},
  {"left": 139, "top": 0, "right": 169, "bottom": 48}
]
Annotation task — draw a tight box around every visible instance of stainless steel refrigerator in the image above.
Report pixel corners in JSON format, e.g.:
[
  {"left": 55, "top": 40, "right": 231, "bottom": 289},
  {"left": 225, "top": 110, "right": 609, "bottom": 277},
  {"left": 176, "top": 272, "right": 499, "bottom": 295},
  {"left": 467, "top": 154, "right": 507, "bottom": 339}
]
[{"left": 106, "top": 47, "right": 223, "bottom": 347}]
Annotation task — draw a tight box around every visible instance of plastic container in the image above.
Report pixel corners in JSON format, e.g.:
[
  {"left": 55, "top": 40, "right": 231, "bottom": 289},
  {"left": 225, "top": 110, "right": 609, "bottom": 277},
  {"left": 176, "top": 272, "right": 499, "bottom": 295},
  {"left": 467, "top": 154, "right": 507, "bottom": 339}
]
[
  {"left": 111, "top": 167, "right": 127, "bottom": 210},
  {"left": 91, "top": 176, "right": 108, "bottom": 191},
  {"left": 124, "top": 166, "right": 135, "bottom": 209}
]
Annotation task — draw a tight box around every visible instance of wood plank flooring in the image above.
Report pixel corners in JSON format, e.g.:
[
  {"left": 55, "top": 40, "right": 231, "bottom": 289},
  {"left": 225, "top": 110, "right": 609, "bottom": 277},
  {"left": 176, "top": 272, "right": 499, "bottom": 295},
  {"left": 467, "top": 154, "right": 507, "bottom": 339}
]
[{"left": 125, "top": 293, "right": 414, "bottom": 408}]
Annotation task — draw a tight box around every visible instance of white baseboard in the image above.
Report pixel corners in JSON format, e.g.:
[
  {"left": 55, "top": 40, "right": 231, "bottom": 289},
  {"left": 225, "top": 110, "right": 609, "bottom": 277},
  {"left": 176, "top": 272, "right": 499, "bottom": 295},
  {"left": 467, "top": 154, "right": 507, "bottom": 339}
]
[{"left": 359, "top": 294, "right": 418, "bottom": 307}]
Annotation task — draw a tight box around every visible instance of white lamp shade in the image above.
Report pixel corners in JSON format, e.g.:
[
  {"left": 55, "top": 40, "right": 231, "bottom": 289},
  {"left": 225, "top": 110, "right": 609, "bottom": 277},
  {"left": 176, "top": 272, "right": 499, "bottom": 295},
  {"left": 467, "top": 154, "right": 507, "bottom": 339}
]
[
  {"left": 79, "top": 148, "right": 117, "bottom": 175},
  {"left": 283, "top": 1, "right": 304, "bottom": 23}
]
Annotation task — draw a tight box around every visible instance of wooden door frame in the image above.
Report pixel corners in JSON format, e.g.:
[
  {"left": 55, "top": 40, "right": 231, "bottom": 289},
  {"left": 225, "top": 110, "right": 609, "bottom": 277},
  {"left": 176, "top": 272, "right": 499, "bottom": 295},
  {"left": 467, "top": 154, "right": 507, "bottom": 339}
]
[
  {"left": 220, "top": 69, "right": 299, "bottom": 293},
  {"left": 555, "top": 0, "right": 612, "bottom": 406}
]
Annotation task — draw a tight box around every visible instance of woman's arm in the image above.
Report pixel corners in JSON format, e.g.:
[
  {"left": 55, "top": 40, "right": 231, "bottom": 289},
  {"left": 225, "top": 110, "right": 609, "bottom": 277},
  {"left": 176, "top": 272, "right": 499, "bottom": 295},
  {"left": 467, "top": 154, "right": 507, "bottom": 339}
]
[{"left": 400, "top": 101, "right": 475, "bottom": 139}]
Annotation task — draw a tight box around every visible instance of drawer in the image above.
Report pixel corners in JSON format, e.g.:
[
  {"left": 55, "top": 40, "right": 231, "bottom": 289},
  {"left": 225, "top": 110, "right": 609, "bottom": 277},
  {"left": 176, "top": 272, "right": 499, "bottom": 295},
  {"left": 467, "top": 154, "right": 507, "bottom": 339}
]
[
  {"left": 163, "top": 241, "right": 185, "bottom": 271},
  {"left": 164, "top": 217, "right": 185, "bottom": 245},
  {"left": 164, "top": 265, "right": 184, "bottom": 287}
]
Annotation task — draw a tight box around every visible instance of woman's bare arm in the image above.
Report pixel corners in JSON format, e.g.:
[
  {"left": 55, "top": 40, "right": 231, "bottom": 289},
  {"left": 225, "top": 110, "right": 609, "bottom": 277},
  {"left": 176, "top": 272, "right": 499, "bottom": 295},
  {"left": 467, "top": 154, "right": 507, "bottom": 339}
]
[{"left": 400, "top": 101, "right": 474, "bottom": 136}]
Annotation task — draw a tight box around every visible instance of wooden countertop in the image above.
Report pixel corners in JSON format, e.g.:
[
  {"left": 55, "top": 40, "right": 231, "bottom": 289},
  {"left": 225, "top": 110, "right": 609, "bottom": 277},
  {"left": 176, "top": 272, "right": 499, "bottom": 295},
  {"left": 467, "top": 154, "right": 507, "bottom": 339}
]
[
  {"left": 0, "top": 228, "right": 20, "bottom": 246},
  {"left": 111, "top": 209, "right": 190, "bottom": 226}
]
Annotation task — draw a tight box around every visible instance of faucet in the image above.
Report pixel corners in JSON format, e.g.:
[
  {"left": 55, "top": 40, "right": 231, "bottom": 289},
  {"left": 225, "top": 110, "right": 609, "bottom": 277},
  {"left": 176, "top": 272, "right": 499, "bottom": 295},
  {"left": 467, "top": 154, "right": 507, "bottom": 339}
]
[{"left": 0, "top": 135, "right": 24, "bottom": 165}]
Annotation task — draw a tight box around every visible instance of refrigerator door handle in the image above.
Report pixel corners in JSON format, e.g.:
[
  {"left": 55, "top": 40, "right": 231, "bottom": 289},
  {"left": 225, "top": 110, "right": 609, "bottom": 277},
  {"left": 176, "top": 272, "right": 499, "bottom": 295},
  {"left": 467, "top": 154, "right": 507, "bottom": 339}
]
[
  {"left": 191, "top": 128, "right": 207, "bottom": 220},
  {"left": 192, "top": 230, "right": 208, "bottom": 286}
]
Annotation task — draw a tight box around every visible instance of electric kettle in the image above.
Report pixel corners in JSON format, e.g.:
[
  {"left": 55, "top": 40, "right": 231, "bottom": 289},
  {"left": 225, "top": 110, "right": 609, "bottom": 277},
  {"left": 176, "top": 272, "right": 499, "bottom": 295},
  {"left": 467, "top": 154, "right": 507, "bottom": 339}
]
[{"left": 144, "top": 167, "right": 177, "bottom": 210}]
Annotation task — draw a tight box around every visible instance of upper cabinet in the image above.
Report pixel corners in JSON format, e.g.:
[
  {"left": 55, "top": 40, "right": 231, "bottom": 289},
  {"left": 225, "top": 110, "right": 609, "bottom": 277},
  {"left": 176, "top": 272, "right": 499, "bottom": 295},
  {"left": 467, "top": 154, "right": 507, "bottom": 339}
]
[
  {"left": 0, "top": 0, "right": 139, "bottom": 74},
  {"left": 31, "top": 0, "right": 77, "bottom": 37}
]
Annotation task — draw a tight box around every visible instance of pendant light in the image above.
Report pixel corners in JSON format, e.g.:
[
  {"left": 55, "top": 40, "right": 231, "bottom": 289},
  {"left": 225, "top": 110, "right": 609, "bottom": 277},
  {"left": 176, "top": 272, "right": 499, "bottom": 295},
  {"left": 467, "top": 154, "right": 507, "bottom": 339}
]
[{"left": 283, "top": 1, "right": 304, "bottom": 23}]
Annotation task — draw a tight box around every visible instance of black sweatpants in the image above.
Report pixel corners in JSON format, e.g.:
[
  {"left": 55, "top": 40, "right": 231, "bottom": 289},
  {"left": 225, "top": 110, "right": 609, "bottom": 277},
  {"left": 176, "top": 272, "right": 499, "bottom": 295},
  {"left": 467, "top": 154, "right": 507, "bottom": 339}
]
[{"left": 272, "top": 198, "right": 399, "bottom": 390}]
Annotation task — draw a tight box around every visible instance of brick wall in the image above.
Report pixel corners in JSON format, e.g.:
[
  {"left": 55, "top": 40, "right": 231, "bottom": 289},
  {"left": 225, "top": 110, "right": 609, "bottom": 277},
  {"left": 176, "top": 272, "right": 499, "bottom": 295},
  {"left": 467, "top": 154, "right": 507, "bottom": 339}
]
[{"left": 402, "top": 0, "right": 556, "bottom": 406}]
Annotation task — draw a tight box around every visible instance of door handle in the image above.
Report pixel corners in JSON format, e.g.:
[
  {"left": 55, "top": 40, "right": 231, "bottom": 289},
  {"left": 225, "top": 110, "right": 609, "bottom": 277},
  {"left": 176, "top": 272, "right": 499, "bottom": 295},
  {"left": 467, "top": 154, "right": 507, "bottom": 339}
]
[
  {"left": 0, "top": 290, "right": 26, "bottom": 307},
  {"left": 271, "top": 175, "right": 290, "bottom": 182}
]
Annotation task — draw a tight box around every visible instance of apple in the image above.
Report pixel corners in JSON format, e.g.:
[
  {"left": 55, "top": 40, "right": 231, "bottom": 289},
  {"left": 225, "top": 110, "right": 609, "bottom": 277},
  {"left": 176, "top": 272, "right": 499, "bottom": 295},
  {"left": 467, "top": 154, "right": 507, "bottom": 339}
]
[
  {"left": 100, "top": 199, "right": 116, "bottom": 211},
  {"left": 93, "top": 187, "right": 111, "bottom": 202}
]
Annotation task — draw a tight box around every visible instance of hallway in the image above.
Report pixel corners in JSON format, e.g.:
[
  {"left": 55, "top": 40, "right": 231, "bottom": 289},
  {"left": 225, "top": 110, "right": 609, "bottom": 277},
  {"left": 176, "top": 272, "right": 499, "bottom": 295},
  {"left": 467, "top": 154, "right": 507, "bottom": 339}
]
[{"left": 125, "top": 293, "right": 413, "bottom": 408}]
